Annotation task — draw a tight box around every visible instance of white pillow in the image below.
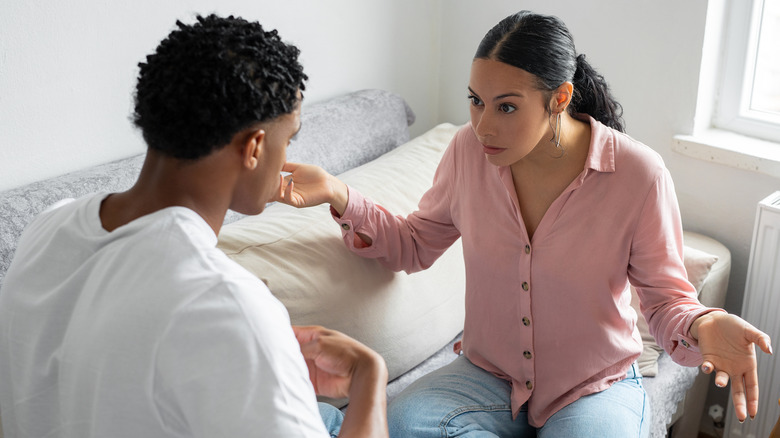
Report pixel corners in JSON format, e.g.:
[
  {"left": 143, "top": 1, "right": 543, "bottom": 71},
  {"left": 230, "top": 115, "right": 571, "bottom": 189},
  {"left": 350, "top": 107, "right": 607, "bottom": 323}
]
[{"left": 217, "top": 123, "right": 465, "bottom": 403}]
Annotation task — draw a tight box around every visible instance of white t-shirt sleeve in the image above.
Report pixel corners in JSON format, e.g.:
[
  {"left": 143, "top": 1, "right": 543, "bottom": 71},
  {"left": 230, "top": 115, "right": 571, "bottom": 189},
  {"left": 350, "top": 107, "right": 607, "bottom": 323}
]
[{"left": 152, "top": 279, "right": 330, "bottom": 438}]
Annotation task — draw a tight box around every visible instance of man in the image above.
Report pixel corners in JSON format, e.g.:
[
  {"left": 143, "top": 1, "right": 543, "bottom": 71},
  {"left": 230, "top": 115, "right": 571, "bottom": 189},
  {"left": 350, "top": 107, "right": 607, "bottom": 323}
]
[{"left": 0, "top": 15, "right": 387, "bottom": 437}]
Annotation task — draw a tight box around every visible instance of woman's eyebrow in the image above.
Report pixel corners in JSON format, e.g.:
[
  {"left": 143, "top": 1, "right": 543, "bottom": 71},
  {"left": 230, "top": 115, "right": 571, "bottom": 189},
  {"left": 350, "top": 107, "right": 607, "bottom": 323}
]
[
  {"left": 494, "top": 92, "right": 524, "bottom": 100},
  {"left": 467, "top": 86, "right": 524, "bottom": 101}
]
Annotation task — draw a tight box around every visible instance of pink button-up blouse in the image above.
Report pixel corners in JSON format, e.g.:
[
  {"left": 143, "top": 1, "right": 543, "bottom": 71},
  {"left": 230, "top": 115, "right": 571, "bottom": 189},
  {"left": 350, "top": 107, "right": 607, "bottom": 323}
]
[{"left": 332, "top": 116, "right": 718, "bottom": 426}]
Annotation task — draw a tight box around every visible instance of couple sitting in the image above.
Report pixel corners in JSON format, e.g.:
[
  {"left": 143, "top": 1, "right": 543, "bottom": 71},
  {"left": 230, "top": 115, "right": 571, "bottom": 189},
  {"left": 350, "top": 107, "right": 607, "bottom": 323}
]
[{"left": 0, "top": 12, "right": 770, "bottom": 438}]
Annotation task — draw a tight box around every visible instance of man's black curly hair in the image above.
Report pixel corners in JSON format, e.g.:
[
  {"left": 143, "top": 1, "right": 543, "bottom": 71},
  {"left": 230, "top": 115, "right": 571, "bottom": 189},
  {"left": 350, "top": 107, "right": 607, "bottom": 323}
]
[{"left": 133, "top": 14, "right": 307, "bottom": 160}]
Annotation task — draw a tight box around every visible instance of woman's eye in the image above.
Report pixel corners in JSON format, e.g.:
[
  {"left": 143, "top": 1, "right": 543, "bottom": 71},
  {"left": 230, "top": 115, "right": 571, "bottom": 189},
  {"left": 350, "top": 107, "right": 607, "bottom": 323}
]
[
  {"left": 499, "top": 103, "right": 516, "bottom": 114},
  {"left": 468, "top": 95, "right": 482, "bottom": 106}
]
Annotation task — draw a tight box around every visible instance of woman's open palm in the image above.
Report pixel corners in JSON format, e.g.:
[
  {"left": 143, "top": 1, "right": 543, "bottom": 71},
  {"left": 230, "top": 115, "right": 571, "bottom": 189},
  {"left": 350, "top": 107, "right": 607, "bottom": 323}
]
[{"left": 696, "top": 312, "right": 772, "bottom": 422}]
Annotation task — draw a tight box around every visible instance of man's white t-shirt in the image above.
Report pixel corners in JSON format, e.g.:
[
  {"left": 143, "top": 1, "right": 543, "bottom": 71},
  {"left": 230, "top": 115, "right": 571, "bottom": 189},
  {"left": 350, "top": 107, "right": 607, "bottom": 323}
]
[{"left": 0, "top": 194, "right": 331, "bottom": 437}]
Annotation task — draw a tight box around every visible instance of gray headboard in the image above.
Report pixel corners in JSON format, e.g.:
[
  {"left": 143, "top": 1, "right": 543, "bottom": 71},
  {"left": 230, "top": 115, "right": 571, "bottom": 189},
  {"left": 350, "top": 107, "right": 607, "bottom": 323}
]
[{"left": 0, "top": 89, "right": 415, "bottom": 284}]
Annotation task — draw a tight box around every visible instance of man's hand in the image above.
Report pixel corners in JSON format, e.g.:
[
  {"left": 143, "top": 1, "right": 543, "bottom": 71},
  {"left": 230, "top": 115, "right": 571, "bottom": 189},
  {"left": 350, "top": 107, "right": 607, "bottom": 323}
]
[
  {"left": 691, "top": 312, "right": 773, "bottom": 422},
  {"left": 293, "top": 325, "right": 389, "bottom": 438},
  {"left": 293, "top": 325, "right": 385, "bottom": 398}
]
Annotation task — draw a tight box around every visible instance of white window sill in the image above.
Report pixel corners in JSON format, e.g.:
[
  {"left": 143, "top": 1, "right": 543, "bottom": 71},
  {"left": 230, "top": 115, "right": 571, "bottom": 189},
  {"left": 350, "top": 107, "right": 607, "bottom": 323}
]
[{"left": 673, "top": 129, "right": 780, "bottom": 178}]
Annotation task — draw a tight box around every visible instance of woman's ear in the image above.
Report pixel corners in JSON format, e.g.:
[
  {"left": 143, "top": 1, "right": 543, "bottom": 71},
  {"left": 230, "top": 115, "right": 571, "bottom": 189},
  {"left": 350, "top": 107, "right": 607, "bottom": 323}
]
[
  {"left": 551, "top": 81, "right": 574, "bottom": 113},
  {"left": 242, "top": 129, "right": 265, "bottom": 170}
]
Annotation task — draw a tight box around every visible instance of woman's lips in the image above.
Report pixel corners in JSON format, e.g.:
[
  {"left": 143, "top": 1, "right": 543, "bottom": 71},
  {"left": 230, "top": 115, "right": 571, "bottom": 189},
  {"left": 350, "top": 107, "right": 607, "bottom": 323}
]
[{"left": 482, "top": 144, "right": 504, "bottom": 155}]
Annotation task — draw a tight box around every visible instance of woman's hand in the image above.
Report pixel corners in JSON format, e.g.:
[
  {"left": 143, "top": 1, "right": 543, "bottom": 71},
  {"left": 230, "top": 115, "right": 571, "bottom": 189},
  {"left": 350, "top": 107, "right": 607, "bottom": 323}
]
[
  {"left": 274, "top": 162, "right": 349, "bottom": 215},
  {"left": 691, "top": 312, "right": 773, "bottom": 422}
]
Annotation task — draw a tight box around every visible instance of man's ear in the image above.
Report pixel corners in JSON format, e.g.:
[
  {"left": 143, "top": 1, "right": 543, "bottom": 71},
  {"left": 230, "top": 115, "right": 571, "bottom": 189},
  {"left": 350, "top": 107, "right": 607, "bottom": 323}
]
[
  {"left": 551, "top": 81, "right": 574, "bottom": 113},
  {"left": 242, "top": 129, "right": 265, "bottom": 170}
]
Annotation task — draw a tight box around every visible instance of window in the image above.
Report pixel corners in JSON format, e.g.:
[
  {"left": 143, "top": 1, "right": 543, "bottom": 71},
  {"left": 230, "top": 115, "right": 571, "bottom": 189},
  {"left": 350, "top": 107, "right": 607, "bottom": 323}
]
[{"left": 714, "top": 0, "right": 780, "bottom": 143}]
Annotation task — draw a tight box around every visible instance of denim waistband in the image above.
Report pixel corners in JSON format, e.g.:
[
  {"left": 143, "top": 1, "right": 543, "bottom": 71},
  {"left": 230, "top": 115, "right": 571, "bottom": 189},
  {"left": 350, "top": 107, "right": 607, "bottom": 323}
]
[{"left": 626, "top": 361, "right": 642, "bottom": 380}]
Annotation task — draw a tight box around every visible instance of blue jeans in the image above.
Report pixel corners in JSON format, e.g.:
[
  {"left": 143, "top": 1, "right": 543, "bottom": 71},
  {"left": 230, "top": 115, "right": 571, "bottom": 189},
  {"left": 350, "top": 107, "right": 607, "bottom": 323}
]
[
  {"left": 388, "top": 356, "right": 650, "bottom": 438},
  {"left": 319, "top": 402, "right": 344, "bottom": 437}
]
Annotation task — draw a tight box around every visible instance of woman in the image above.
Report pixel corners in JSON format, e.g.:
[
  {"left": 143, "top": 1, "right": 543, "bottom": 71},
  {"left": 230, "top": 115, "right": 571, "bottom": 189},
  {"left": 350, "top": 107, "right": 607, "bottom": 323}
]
[{"left": 276, "top": 11, "right": 771, "bottom": 437}]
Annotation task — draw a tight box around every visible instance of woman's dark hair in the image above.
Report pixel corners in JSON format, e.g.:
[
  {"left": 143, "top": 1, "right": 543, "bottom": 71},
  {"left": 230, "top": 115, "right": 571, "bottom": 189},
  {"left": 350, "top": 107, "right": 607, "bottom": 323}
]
[
  {"left": 133, "top": 14, "right": 308, "bottom": 159},
  {"left": 475, "top": 11, "right": 624, "bottom": 132}
]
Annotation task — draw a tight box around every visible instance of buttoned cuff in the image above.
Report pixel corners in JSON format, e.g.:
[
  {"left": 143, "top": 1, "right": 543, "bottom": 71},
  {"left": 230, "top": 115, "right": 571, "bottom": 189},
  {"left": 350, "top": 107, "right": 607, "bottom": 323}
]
[
  {"left": 671, "top": 307, "right": 728, "bottom": 365},
  {"left": 330, "top": 185, "right": 372, "bottom": 250},
  {"left": 676, "top": 334, "right": 699, "bottom": 352}
]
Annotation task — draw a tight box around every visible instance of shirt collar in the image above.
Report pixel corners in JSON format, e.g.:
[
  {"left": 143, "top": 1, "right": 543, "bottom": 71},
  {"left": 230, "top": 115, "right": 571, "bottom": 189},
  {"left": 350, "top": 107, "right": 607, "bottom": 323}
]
[{"left": 581, "top": 114, "right": 616, "bottom": 174}]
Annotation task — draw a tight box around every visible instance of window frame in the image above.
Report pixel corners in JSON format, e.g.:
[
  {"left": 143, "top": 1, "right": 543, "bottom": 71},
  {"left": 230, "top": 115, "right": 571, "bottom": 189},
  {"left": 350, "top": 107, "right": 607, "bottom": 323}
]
[{"left": 713, "top": 0, "right": 780, "bottom": 143}]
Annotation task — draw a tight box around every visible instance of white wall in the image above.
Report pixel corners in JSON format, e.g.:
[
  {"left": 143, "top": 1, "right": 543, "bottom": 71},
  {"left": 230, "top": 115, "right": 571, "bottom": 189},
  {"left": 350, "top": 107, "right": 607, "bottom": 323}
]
[{"left": 0, "top": 0, "right": 441, "bottom": 192}]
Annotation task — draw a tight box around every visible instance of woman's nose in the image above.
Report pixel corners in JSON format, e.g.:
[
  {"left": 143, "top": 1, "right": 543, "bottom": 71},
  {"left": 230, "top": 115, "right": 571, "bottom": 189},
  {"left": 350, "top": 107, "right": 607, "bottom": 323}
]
[{"left": 473, "top": 112, "right": 495, "bottom": 140}]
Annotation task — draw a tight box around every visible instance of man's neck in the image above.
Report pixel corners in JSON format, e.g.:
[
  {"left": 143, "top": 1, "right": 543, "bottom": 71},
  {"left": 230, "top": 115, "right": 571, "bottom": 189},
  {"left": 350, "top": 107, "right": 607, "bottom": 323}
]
[{"left": 99, "top": 150, "right": 234, "bottom": 235}]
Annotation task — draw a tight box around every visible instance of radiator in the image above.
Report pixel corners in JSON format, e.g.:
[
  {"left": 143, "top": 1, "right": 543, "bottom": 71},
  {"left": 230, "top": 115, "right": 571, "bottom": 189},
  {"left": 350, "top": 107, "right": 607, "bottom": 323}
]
[{"left": 726, "top": 191, "right": 780, "bottom": 437}]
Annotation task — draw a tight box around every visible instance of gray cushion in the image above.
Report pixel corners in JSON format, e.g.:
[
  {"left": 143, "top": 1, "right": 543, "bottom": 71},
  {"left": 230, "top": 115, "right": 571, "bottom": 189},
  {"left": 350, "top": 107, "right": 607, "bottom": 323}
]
[{"left": 288, "top": 88, "right": 415, "bottom": 176}]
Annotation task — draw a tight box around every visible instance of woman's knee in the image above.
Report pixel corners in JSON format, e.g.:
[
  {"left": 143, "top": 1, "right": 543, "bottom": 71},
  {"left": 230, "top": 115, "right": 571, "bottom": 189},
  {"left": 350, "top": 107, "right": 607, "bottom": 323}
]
[
  {"left": 540, "top": 377, "right": 649, "bottom": 438},
  {"left": 388, "top": 388, "right": 446, "bottom": 438},
  {"left": 387, "top": 356, "right": 523, "bottom": 438},
  {"left": 388, "top": 385, "right": 526, "bottom": 438},
  {"left": 390, "top": 399, "right": 517, "bottom": 438}
]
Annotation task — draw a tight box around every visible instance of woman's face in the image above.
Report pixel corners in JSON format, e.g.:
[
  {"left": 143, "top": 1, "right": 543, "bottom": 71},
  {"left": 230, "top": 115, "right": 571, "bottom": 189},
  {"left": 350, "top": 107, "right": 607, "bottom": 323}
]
[{"left": 468, "top": 58, "right": 553, "bottom": 167}]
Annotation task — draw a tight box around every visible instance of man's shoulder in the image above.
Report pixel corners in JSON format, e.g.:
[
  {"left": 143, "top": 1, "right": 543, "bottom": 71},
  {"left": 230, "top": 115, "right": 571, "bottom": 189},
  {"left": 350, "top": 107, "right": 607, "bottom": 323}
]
[
  {"left": 4, "top": 194, "right": 103, "bottom": 280},
  {"left": 24, "top": 194, "right": 100, "bottom": 234}
]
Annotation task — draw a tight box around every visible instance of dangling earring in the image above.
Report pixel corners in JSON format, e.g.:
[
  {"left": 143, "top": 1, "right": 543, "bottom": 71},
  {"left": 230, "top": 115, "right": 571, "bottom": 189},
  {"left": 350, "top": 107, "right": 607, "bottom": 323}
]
[{"left": 549, "top": 112, "right": 564, "bottom": 156}]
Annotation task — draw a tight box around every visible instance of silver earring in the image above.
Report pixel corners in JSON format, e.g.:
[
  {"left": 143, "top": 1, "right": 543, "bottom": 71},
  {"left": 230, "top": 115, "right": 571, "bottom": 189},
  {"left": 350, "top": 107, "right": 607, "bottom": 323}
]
[{"left": 550, "top": 112, "right": 564, "bottom": 155}]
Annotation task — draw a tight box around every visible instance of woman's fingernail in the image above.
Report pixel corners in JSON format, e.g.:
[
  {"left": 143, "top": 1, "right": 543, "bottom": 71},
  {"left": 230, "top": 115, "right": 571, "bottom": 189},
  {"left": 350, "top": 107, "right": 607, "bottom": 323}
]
[
  {"left": 702, "top": 364, "right": 711, "bottom": 373},
  {"left": 739, "top": 418, "right": 745, "bottom": 424},
  {"left": 750, "top": 415, "right": 755, "bottom": 420}
]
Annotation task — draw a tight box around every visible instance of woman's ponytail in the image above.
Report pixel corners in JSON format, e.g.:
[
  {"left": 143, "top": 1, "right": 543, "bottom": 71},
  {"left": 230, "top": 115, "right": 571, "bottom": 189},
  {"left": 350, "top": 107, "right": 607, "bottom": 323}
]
[{"left": 570, "top": 54, "right": 625, "bottom": 132}]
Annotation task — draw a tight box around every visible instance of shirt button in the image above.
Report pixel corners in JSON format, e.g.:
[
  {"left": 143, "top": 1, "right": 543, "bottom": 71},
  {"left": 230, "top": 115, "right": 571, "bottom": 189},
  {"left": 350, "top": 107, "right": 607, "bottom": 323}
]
[
  {"left": 525, "top": 245, "right": 531, "bottom": 254},
  {"left": 526, "top": 380, "right": 533, "bottom": 390},
  {"left": 522, "top": 317, "right": 531, "bottom": 326},
  {"left": 523, "top": 351, "right": 532, "bottom": 359},
  {"left": 341, "top": 223, "right": 351, "bottom": 231},
  {"left": 521, "top": 282, "right": 529, "bottom": 292}
]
